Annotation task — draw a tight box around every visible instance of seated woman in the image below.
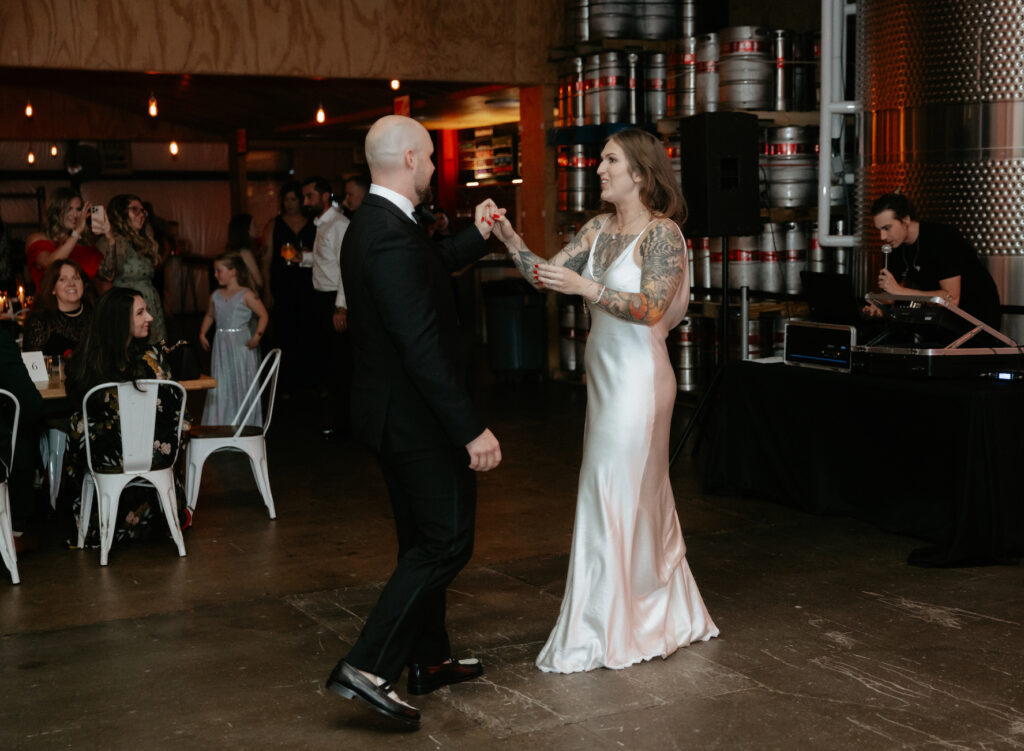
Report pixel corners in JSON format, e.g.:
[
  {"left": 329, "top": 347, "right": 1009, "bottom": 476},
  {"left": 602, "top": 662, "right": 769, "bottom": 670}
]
[
  {"left": 25, "top": 188, "right": 103, "bottom": 293},
  {"left": 64, "top": 287, "right": 191, "bottom": 547},
  {"left": 23, "top": 259, "right": 95, "bottom": 357}
]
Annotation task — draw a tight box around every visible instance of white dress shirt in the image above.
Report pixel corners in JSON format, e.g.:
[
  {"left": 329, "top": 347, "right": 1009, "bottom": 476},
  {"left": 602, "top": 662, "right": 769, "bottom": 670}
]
[
  {"left": 311, "top": 203, "right": 350, "bottom": 308},
  {"left": 369, "top": 183, "right": 417, "bottom": 223}
]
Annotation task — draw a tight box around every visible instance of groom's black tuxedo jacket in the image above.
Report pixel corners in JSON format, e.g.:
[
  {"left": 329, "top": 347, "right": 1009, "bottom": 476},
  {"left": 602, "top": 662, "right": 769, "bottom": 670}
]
[{"left": 340, "top": 193, "right": 488, "bottom": 452}]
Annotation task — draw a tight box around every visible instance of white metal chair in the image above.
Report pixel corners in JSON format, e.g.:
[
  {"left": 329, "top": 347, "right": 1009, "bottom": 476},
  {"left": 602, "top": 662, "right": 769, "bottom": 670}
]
[
  {"left": 0, "top": 389, "right": 21, "bottom": 584},
  {"left": 185, "top": 349, "right": 281, "bottom": 519},
  {"left": 77, "top": 379, "right": 188, "bottom": 566}
]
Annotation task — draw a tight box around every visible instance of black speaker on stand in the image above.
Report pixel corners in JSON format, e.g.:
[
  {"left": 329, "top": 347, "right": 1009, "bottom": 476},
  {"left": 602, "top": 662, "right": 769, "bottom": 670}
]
[{"left": 671, "top": 112, "right": 761, "bottom": 466}]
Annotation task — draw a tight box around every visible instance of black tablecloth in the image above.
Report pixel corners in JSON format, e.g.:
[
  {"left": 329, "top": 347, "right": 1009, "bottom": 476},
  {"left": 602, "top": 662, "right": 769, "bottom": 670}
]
[{"left": 704, "top": 361, "right": 1024, "bottom": 565}]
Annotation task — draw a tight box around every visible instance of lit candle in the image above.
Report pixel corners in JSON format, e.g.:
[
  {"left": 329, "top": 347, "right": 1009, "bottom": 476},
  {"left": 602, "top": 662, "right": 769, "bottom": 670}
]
[{"left": 17, "top": 285, "right": 24, "bottom": 305}]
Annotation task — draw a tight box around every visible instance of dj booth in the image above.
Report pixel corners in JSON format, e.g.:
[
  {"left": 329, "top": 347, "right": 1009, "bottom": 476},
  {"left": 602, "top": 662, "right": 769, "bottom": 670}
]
[{"left": 703, "top": 298, "right": 1024, "bottom": 566}]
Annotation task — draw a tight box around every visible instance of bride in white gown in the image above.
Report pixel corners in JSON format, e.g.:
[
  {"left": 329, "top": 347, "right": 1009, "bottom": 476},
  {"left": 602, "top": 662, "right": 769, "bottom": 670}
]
[{"left": 493, "top": 129, "right": 718, "bottom": 673}]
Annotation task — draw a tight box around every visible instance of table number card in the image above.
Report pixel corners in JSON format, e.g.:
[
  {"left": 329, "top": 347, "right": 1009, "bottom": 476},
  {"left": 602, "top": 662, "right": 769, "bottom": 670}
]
[{"left": 22, "top": 351, "right": 48, "bottom": 383}]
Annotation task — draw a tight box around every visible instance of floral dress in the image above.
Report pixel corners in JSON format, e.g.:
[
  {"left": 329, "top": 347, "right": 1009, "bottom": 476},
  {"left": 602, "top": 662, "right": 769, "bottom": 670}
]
[
  {"left": 98, "top": 235, "right": 167, "bottom": 344},
  {"left": 66, "top": 344, "right": 191, "bottom": 547}
]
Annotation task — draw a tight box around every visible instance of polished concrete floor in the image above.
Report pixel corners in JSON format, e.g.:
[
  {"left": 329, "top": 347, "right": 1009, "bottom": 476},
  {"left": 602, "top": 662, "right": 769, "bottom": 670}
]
[{"left": 3, "top": 367, "right": 1023, "bottom": 750}]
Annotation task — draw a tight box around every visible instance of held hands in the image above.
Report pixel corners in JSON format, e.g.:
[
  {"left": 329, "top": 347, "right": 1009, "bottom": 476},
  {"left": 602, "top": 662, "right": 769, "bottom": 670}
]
[
  {"left": 491, "top": 214, "right": 517, "bottom": 244},
  {"left": 473, "top": 199, "right": 507, "bottom": 240},
  {"left": 466, "top": 428, "right": 501, "bottom": 472}
]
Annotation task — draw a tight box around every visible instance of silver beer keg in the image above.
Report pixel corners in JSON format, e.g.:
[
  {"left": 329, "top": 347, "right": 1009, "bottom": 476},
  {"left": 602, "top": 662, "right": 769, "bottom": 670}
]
[{"left": 718, "top": 26, "right": 773, "bottom": 110}]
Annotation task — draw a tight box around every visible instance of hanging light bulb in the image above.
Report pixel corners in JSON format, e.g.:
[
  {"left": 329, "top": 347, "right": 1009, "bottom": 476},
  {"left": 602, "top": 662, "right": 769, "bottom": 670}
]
[
  {"left": 27, "top": 150, "right": 36, "bottom": 164},
  {"left": 24, "top": 100, "right": 33, "bottom": 117},
  {"left": 169, "top": 140, "right": 179, "bottom": 156},
  {"left": 390, "top": 79, "right": 400, "bottom": 91},
  {"left": 148, "top": 92, "right": 158, "bottom": 117},
  {"left": 50, "top": 144, "right": 59, "bottom": 157},
  {"left": 316, "top": 103, "right": 326, "bottom": 124}
]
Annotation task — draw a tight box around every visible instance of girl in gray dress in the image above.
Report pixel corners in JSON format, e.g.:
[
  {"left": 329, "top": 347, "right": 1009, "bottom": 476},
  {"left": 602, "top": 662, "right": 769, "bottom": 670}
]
[{"left": 199, "top": 251, "right": 269, "bottom": 426}]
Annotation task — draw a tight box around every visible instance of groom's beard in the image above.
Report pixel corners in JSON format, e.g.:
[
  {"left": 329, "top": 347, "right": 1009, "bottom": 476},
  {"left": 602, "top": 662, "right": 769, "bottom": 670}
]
[{"left": 416, "top": 185, "right": 433, "bottom": 207}]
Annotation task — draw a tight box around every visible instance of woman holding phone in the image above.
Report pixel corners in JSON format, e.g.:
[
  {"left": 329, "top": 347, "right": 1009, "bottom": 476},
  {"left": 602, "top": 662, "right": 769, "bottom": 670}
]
[
  {"left": 92, "top": 194, "right": 168, "bottom": 343},
  {"left": 25, "top": 188, "right": 104, "bottom": 292}
]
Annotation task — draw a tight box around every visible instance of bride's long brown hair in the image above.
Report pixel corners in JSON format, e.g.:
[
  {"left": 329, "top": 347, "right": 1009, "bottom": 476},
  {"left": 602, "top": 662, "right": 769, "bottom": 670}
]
[{"left": 600, "top": 129, "right": 687, "bottom": 227}]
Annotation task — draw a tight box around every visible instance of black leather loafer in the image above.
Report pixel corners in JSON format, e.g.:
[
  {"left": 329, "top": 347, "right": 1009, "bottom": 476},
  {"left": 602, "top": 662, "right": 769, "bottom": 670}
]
[
  {"left": 326, "top": 660, "right": 420, "bottom": 727},
  {"left": 407, "top": 657, "right": 483, "bottom": 695}
]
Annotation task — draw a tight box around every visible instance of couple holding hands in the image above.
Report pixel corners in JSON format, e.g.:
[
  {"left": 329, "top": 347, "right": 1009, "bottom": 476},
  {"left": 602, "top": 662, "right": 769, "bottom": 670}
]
[{"left": 327, "top": 115, "right": 717, "bottom": 728}]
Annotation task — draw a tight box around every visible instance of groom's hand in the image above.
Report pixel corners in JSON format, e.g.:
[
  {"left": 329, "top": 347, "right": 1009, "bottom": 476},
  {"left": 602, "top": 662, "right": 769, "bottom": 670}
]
[{"left": 466, "top": 428, "right": 501, "bottom": 472}]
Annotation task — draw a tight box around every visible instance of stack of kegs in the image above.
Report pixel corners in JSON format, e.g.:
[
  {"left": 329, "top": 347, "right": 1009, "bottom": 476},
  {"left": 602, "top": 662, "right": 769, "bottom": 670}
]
[
  {"left": 556, "top": 56, "right": 585, "bottom": 127},
  {"left": 570, "top": 49, "right": 672, "bottom": 126},
  {"left": 581, "top": 1, "right": 680, "bottom": 41},
  {"left": 695, "top": 33, "right": 719, "bottom": 112},
  {"left": 758, "top": 222, "right": 785, "bottom": 293},
  {"left": 589, "top": 1, "right": 635, "bottom": 39},
  {"left": 718, "top": 26, "right": 773, "bottom": 110},
  {"left": 781, "top": 221, "right": 808, "bottom": 293},
  {"left": 566, "top": 0, "right": 590, "bottom": 44},
  {"left": 759, "top": 125, "right": 819, "bottom": 208},
  {"left": 556, "top": 143, "right": 599, "bottom": 213},
  {"left": 726, "top": 235, "right": 760, "bottom": 289},
  {"left": 667, "top": 37, "right": 697, "bottom": 117},
  {"left": 646, "top": 51, "right": 668, "bottom": 121}
]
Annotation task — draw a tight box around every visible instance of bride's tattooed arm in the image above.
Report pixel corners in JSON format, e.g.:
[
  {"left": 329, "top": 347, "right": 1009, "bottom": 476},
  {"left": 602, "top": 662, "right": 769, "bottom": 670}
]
[
  {"left": 591, "top": 220, "right": 685, "bottom": 325},
  {"left": 497, "top": 215, "right": 607, "bottom": 289}
]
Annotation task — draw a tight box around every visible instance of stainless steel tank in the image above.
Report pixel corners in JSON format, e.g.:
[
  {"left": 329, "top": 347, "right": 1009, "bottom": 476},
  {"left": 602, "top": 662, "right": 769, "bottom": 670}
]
[{"left": 858, "top": 0, "right": 1024, "bottom": 336}]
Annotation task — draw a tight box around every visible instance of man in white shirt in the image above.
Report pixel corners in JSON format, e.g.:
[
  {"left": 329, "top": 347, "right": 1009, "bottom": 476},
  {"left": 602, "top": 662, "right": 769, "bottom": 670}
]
[{"left": 302, "top": 177, "right": 352, "bottom": 440}]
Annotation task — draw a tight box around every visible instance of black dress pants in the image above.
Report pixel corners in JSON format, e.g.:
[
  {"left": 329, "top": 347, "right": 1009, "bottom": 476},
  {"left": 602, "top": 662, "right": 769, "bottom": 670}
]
[
  {"left": 345, "top": 442, "right": 476, "bottom": 683},
  {"left": 312, "top": 290, "right": 351, "bottom": 434}
]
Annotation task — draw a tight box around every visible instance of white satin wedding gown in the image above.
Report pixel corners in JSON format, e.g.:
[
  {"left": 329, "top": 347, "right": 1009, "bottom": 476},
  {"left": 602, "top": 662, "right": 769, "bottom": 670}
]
[{"left": 536, "top": 221, "right": 719, "bottom": 673}]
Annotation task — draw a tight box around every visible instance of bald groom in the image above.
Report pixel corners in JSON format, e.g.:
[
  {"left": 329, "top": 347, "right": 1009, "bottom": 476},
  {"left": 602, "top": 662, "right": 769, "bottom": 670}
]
[{"left": 325, "top": 115, "right": 503, "bottom": 728}]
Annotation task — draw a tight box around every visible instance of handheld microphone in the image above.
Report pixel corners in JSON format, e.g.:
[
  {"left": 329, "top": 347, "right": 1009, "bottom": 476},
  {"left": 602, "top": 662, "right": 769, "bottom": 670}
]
[{"left": 881, "top": 243, "right": 892, "bottom": 270}]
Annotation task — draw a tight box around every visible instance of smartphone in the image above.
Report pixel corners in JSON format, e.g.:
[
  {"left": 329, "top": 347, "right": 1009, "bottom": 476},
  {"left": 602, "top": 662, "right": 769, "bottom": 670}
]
[{"left": 90, "top": 205, "right": 106, "bottom": 223}]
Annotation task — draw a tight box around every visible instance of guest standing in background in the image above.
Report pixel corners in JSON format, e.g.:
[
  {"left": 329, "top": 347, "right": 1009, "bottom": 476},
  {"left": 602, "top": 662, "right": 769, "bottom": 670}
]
[
  {"left": 341, "top": 173, "right": 370, "bottom": 218},
  {"left": 226, "top": 213, "right": 264, "bottom": 295},
  {"left": 92, "top": 195, "right": 168, "bottom": 343},
  {"left": 25, "top": 188, "right": 103, "bottom": 293},
  {"left": 260, "top": 181, "right": 316, "bottom": 396},
  {"left": 198, "top": 251, "right": 268, "bottom": 427},
  {"left": 302, "top": 177, "right": 351, "bottom": 440},
  {"left": 22, "top": 259, "right": 94, "bottom": 357}
]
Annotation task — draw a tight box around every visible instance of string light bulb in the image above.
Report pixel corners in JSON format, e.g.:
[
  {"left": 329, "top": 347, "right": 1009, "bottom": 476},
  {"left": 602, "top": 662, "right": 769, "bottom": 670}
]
[
  {"left": 316, "top": 103, "right": 326, "bottom": 124},
  {"left": 148, "top": 92, "right": 158, "bottom": 117},
  {"left": 24, "top": 101, "right": 33, "bottom": 118},
  {"left": 50, "top": 145, "right": 59, "bottom": 157},
  {"left": 169, "top": 140, "right": 179, "bottom": 156},
  {"left": 390, "top": 79, "right": 400, "bottom": 90},
  {"left": 27, "top": 150, "right": 36, "bottom": 164}
]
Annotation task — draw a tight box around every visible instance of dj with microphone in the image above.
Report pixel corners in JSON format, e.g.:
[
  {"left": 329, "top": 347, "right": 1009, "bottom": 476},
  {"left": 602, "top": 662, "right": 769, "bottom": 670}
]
[{"left": 866, "top": 191, "right": 1002, "bottom": 329}]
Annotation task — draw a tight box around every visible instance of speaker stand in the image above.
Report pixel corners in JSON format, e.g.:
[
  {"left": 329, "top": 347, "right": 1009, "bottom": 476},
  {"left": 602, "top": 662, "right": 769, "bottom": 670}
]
[{"left": 670, "top": 235, "right": 730, "bottom": 467}]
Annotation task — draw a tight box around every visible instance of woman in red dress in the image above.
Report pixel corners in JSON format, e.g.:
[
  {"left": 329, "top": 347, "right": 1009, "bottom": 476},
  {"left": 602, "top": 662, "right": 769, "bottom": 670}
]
[{"left": 25, "top": 188, "right": 104, "bottom": 293}]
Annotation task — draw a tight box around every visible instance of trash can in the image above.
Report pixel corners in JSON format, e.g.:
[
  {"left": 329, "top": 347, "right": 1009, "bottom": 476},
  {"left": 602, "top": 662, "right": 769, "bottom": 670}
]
[{"left": 483, "top": 280, "right": 547, "bottom": 372}]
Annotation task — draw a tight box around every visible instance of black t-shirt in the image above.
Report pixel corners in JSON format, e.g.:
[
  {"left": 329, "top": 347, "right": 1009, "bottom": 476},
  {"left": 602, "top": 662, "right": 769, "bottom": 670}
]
[{"left": 889, "top": 221, "right": 1001, "bottom": 328}]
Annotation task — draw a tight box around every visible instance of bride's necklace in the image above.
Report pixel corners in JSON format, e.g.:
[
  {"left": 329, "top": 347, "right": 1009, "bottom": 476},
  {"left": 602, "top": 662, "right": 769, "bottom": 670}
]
[
  {"left": 61, "top": 304, "right": 84, "bottom": 318},
  {"left": 615, "top": 211, "right": 652, "bottom": 236}
]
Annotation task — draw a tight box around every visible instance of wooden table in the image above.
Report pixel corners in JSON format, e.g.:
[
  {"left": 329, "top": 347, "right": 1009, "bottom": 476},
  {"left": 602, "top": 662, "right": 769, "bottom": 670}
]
[{"left": 37, "top": 375, "right": 216, "bottom": 400}]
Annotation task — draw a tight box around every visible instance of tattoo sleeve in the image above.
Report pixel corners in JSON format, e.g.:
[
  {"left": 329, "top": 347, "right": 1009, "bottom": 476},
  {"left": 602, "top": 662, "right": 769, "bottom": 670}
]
[
  {"left": 592, "top": 220, "right": 685, "bottom": 325},
  {"left": 503, "top": 215, "right": 606, "bottom": 290}
]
